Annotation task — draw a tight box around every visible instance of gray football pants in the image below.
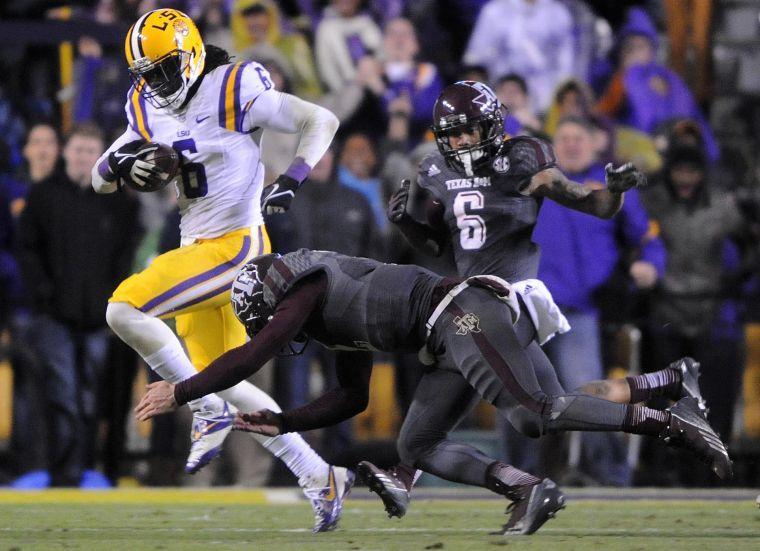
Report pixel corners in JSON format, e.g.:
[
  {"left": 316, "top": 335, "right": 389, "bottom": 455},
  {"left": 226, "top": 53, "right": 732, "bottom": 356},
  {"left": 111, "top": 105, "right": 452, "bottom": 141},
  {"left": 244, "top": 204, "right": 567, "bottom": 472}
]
[{"left": 397, "top": 287, "right": 629, "bottom": 487}]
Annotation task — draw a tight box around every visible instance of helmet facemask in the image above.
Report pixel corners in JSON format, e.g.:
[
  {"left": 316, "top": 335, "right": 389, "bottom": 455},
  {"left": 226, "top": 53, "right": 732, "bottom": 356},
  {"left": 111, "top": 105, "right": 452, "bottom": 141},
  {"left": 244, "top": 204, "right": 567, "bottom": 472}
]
[
  {"left": 231, "top": 259, "right": 274, "bottom": 339},
  {"left": 231, "top": 255, "right": 310, "bottom": 356},
  {"left": 130, "top": 50, "right": 194, "bottom": 109},
  {"left": 433, "top": 117, "right": 504, "bottom": 176}
]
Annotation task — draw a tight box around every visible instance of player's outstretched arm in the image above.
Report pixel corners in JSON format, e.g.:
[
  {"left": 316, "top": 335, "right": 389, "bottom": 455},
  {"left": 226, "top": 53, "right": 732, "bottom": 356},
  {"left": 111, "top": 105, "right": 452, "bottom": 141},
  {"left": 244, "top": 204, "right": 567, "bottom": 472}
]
[
  {"left": 525, "top": 163, "right": 646, "bottom": 219},
  {"left": 388, "top": 180, "right": 448, "bottom": 256},
  {"left": 235, "top": 351, "right": 373, "bottom": 435},
  {"left": 137, "top": 277, "right": 325, "bottom": 418},
  {"left": 234, "top": 409, "right": 283, "bottom": 436}
]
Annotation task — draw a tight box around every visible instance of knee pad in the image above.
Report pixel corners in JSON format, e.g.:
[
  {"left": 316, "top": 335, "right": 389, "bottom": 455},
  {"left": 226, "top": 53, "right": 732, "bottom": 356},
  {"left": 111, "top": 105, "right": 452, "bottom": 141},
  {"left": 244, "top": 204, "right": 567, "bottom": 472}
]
[
  {"left": 105, "top": 301, "right": 176, "bottom": 355},
  {"left": 105, "top": 301, "right": 133, "bottom": 337},
  {"left": 106, "top": 301, "right": 156, "bottom": 343}
]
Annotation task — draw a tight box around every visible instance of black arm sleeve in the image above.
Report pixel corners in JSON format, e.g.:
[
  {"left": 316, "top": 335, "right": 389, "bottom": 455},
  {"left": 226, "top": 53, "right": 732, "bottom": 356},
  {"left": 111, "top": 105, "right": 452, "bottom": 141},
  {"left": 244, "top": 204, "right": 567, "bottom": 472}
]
[
  {"left": 395, "top": 198, "right": 448, "bottom": 257},
  {"left": 279, "top": 350, "right": 373, "bottom": 433},
  {"left": 174, "top": 275, "right": 327, "bottom": 406}
]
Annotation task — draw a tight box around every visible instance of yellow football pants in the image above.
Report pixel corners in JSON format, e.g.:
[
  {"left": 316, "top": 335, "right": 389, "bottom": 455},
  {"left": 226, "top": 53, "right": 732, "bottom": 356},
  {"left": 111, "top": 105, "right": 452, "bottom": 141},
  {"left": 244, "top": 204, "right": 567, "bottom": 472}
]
[{"left": 110, "top": 225, "right": 271, "bottom": 371}]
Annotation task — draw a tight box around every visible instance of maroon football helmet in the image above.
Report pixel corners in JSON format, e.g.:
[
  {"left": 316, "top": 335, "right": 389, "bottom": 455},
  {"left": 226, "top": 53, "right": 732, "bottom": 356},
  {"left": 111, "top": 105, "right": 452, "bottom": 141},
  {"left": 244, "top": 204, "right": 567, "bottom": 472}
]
[
  {"left": 431, "top": 81, "right": 505, "bottom": 175},
  {"left": 231, "top": 253, "right": 308, "bottom": 355}
]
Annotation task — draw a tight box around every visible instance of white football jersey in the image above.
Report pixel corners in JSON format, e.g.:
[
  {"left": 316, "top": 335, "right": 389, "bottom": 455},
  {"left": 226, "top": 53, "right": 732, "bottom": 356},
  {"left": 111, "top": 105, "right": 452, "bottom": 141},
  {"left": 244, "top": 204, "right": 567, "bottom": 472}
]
[{"left": 115, "top": 61, "right": 276, "bottom": 239}]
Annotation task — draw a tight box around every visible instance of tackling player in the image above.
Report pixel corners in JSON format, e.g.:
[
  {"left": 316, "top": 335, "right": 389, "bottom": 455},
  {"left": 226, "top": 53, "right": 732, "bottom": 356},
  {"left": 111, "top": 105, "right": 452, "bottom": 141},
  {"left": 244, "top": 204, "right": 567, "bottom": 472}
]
[
  {"left": 133, "top": 250, "right": 732, "bottom": 535},
  {"left": 90, "top": 9, "right": 349, "bottom": 532},
  {"left": 359, "top": 80, "right": 683, "bottom": 517}
]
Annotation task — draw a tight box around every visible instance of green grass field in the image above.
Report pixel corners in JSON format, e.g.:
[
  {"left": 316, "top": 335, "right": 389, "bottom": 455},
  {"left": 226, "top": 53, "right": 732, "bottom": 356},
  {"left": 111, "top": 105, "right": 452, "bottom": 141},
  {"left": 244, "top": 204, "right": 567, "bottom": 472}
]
[{"left": 1, "top": 489, "right": 759, "bottom": 550}]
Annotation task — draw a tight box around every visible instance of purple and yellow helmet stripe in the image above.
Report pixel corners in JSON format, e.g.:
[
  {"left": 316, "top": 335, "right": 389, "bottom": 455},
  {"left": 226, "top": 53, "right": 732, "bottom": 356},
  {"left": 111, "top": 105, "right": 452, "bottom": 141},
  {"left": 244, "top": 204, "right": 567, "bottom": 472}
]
[{"left": 124, "top": 11, "right": 151, "bottom": 66}]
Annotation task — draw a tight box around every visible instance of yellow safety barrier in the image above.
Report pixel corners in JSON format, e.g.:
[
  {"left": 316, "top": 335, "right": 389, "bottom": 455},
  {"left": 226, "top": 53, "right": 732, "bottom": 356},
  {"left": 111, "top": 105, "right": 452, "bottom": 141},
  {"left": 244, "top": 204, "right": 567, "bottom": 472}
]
[
  {"left": 0, "top": 488, "right": 271, "bottom": 505},
  {"left": 354, "top": 362, "right": 400, "bottom": 440},
  {"left": 743, "top": 323, "right": 760, "bottom": 437},
  {"left": 0, "top": 358, "right": 12, "bottom": 441}
]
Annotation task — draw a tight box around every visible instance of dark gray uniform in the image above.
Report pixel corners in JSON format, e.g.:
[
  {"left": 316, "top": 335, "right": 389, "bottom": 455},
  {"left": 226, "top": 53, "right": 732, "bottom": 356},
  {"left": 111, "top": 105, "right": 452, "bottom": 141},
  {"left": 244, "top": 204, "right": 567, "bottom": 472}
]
[
  {"left": 261, "top": 250, "right": 630, "bottom": 487},
  {"left": 417, "top": 136, "right": 556, "bottom": 282},
  {"left": 262, "top": 249, "right": 440, "bottom": 353},
  {"left": 400, "top": 137, "right": 566, "bottom": 485}
]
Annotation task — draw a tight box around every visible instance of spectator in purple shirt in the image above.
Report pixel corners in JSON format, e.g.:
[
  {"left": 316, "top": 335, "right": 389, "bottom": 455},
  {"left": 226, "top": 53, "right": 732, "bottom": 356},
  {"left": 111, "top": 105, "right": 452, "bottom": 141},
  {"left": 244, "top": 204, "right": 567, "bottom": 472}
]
[{"left": 596, "top": 7, "right": 719, "bottom": 163}]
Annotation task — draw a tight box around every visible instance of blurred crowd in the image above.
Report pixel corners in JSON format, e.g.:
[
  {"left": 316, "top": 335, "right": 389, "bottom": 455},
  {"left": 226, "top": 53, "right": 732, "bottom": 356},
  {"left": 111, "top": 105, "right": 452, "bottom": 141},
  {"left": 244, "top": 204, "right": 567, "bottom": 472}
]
[{"left": 1, "top": 0, "right": 759, "bottom": 489}]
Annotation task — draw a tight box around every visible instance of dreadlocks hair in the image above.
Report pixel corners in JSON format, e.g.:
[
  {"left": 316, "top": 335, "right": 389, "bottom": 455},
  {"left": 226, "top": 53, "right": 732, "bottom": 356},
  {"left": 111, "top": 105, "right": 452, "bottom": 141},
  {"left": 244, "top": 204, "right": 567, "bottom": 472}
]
[{"left": 204, "top": 44, "right": 234, "bottom": 73}]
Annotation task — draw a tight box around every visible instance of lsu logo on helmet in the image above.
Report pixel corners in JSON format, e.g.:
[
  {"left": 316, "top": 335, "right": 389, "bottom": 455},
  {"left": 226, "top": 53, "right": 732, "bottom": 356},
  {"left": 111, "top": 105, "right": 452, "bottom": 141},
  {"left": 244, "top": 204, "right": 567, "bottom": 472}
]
[{"left": 125, "top": 9, "right": 206, "bottom": 109}]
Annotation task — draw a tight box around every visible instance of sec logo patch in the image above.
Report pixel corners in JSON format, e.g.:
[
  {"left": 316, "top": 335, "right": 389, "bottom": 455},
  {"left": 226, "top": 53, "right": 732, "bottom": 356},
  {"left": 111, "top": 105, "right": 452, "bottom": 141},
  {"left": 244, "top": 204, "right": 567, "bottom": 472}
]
[{"left": 492, "top": 156, "right": 510, "bottom": 173}]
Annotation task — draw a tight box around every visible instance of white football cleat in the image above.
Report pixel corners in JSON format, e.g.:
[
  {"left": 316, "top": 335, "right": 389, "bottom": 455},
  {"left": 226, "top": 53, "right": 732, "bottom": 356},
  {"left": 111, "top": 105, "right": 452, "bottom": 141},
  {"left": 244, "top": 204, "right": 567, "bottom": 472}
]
[
  {"left": 185, "top": 402, "right": 234, "bottom": 474},
  {"left": 302, "top": 466, "right": 355, "bottom": 533}
]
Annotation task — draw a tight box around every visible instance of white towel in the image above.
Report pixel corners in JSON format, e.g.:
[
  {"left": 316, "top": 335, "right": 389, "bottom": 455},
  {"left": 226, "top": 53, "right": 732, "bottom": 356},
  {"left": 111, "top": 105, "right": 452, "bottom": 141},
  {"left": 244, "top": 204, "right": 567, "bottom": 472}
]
[{"left": 512, "top": 279, "right": 571, "bottom": 345}]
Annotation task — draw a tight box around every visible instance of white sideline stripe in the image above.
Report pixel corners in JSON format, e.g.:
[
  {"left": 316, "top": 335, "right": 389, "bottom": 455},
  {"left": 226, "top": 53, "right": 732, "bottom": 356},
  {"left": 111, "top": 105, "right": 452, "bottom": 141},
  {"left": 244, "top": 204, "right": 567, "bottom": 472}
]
[{"left": 265, "top": 490, "right": 302, "bottom": 504}]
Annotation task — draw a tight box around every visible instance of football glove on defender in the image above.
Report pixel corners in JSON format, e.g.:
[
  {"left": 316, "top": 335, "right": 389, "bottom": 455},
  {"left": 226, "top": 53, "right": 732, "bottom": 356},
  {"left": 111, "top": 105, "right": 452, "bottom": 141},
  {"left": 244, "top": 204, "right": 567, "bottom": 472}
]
[
  {"left": 387, "top": 179, "right": 411, "bottom": 223},
  {"left": 605, "top": 162, "right": 647, "bottom": 193},
  {"left": 107, "top": 140, "right": 167, "bottom": 189},
  {"left": 261, "top": 174, "right": 301, "bottom": 215}
]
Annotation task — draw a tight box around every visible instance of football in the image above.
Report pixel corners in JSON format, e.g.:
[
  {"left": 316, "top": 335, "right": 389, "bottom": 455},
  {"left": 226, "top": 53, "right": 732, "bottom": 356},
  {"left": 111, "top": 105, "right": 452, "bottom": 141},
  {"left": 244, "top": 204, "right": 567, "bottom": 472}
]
[{"left": 124, "top": 141, "right": 180, "bottom": 192}]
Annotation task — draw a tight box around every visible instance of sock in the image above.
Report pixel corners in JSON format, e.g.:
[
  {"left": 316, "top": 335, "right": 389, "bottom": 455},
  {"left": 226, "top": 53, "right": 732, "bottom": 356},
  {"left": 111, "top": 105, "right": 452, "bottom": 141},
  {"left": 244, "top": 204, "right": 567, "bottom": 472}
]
[
  {"left": 106, "top": 302, "right": 223, "bottom": 413},
  {"left": 217, "top": 381, "right": 329, "bottom": 486},
  {"left": 485, "top": 461, "right": 541, "bottom": 501},
  {"left": 390, "top": 463, "right": 417, "bottom": 492},
  {"left": 622, "top": 404, "right": 670, "bottom": 435},
  {"left": 626, "top": 367, "right": 682, "bottom": 404},
  {"left": 145, "top": 344, "right": 223, "bottom": 414}
]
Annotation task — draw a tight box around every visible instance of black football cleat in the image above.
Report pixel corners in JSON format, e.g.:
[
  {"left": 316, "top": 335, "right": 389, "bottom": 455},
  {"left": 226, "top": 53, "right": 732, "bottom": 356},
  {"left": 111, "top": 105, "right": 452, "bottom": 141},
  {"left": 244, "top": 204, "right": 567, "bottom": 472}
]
[
  {"left": 670, "top": 357, "right": 707, "bottom": 413},
  {"left": 499, "top": 478, "right": 565, "bottom": 536},
  {"left": 661, "top": 397, "right": 733, "bottom": 479},
  {"left": 356, "top": 461, "right": 410, "bottom": 518}
]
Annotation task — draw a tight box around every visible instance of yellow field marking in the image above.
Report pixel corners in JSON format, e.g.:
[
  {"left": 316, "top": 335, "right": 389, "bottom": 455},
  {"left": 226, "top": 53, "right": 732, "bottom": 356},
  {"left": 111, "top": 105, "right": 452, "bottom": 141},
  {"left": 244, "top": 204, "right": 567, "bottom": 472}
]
[{"left": 0, "top": 488, "right": 274, "bottom": 505}]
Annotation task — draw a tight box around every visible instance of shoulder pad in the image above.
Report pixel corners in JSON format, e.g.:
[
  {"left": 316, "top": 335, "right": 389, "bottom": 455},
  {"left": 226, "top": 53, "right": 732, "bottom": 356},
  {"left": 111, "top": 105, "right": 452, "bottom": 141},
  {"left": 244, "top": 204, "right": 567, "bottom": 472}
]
[{"left": 502, "top": 136, "right": 556, "bottom": 176}]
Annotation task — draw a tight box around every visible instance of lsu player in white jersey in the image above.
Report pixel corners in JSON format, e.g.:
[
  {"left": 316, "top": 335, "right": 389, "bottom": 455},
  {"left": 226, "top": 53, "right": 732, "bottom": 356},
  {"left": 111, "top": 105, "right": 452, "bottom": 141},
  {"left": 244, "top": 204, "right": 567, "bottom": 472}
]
[{"left": 90, "top": 9, "right": 350, "bottom": 532}]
